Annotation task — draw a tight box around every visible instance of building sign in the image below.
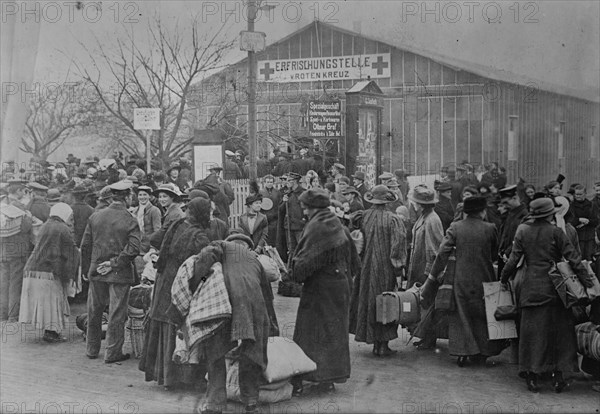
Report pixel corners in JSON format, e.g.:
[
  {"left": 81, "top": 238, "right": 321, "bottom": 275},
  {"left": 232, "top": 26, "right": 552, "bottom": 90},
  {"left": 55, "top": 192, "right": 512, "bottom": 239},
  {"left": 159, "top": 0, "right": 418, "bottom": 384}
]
[
  {"left": 308, "top": 101, "right": 342, "bottom": 138},
  {"left": 258, "top": 53, "right": 390, "bottom": 83},
  {"left": 133, "top": 108, "right": 161, "bottom": 130}
]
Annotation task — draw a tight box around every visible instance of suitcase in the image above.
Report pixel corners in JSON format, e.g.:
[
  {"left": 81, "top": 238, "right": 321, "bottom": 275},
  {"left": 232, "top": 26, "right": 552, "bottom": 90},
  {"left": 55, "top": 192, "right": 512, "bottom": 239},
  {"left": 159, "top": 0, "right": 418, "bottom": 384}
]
[
  {"left": 376, "top": 292, "right": 400, "bottom": 324},
  {"left": 397, "top": 290, "right": 420, "bottom": 325},
  {"left": 376, "top": 290, "right": 421, "bottom": 325}
]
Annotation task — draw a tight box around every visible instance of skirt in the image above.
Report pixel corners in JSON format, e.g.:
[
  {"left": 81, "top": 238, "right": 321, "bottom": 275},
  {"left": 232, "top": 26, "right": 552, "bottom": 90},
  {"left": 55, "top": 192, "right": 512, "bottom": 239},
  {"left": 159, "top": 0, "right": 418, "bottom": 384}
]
[
  {"left": 19, "top": 270, "right": 70, "bottom": 333},
  {"left": 519, "top": 304, "right": 579, "bottom": 375},
  {"left": 138, "top": 318, "right": 204, "bottom": 387}
]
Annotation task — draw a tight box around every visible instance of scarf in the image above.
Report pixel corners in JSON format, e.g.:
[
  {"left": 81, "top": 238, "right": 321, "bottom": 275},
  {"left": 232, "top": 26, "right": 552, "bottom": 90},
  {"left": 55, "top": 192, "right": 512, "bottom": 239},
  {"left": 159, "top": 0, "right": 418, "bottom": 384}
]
[
  {"left": 554, "top": 196, "right": 569, "bottom": 234},
  {"left": 293, "top": 208, "right": 348, "bottom": 265},
  {"left": 136, "top": 202, "right": 146, "bottom": 234}
]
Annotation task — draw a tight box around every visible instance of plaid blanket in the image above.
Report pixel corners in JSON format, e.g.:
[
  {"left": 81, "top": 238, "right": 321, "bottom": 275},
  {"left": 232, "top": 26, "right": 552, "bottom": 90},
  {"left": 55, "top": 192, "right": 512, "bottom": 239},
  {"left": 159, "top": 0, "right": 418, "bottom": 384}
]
[{"left": 171, "top": 257, "right": 231, "bottom": 349}]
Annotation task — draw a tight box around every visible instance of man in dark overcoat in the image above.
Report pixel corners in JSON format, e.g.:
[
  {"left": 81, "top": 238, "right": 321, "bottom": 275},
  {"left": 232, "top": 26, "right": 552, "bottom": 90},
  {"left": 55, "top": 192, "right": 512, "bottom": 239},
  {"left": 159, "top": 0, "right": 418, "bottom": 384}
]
[
  {"left": 259, "top": 175, "right": 281, "bottom": 247},
  {"left": 277, "top": 172, "right": 305, "bottom": 263},
  {"left": 434, "top": 182, "right": 455, "bottom": 232},
  {"left": 498, "top": 185, "right": 528, "bottom": 275},
  {"left": 290, "top": 188, "right": 361, "bottom": 396},
  {"left": 352, "top": 171, "right": 371, "bottom": 209},
  {"left": 81, "top": 180, "right": 141, "bottom": 363},
  {"left": 568, "top": 184, "right": 599, "bottom": 260},
  {"left": 26, "top": 182, "right": 50, "bottom": 222}
]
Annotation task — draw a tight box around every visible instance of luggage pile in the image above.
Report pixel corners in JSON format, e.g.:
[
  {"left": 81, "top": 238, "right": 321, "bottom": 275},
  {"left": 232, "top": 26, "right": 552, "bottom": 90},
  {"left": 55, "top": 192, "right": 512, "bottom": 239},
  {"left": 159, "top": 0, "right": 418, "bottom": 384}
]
[{"left": 126, "top": 283, "right": 153, "bottom": 358}]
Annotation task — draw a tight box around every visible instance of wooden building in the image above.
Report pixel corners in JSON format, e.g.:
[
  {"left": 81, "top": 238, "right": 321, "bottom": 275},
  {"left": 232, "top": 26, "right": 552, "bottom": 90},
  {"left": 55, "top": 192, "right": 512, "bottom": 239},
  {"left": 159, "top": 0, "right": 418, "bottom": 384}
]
[{"left": 193, "top": 21, "right": 600, "bottom": 189}]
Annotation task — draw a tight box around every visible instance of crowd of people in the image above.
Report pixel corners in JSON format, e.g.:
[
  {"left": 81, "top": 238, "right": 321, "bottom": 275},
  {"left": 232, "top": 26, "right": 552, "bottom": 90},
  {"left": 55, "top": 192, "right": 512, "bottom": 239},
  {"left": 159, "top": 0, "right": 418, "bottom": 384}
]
[{"left": 1, "top": 149, "right": 600, "bottom": 412}]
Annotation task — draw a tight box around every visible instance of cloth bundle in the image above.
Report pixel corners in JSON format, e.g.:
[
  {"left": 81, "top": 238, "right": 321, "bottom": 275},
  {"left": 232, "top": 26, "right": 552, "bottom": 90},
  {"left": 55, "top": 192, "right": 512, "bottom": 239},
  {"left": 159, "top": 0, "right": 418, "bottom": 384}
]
[{"left": 225, "top": 337, "right": 316, "bottom": 403}]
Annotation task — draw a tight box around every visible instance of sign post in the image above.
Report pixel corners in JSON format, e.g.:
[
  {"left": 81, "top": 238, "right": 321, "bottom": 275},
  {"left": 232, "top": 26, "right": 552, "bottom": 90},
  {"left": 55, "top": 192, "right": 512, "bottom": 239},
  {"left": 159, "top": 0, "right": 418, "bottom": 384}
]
[{"left": 133, "top": 108, "right": 161, "bottom": 173}]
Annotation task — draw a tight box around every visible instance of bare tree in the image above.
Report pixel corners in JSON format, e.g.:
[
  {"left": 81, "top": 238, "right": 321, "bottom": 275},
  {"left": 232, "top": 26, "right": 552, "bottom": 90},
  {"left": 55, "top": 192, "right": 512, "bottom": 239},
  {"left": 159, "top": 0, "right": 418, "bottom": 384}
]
[
  {"left": 74, "top": 15, "right": 235, "bottom": 165},
  {"left": 20, "top": 82, "right": 99, "bottom": 161}
]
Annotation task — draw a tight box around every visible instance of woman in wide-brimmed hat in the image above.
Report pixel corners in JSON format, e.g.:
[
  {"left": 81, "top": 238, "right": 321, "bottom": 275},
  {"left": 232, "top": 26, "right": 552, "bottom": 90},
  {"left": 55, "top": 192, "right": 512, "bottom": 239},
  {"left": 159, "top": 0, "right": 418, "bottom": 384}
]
[
  {"left": 501, "top": 197, "right": 595, "bottom": 393},
  {"left": 405, "top": 185, "right": 445, "bottom": 350},
  {"left": 150, "top": 184, "right": 185, "bottom": 249},
  {"left": 350, "top": 185, "right": 407, "bottom": 357}
]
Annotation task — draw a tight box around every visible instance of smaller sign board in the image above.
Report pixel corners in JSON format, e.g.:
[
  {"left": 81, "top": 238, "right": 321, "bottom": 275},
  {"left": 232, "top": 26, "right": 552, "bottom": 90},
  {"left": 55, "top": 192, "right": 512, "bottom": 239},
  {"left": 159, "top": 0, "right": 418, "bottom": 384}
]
[
  {"left": 240, "top": 31, "right": 266, "bottom": 52},
  {"left": 134, "top": 108, "right": 161, "bottom": 130},
  {"left": 308, "top": 101, "right": 342, "bottom": 139}
]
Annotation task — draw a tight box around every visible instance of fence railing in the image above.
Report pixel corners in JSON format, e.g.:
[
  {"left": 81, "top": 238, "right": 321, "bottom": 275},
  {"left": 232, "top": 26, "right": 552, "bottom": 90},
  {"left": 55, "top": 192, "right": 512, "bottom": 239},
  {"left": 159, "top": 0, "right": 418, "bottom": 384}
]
[{"left": 225, "top": 178, "right": 286, "bottom": 229}]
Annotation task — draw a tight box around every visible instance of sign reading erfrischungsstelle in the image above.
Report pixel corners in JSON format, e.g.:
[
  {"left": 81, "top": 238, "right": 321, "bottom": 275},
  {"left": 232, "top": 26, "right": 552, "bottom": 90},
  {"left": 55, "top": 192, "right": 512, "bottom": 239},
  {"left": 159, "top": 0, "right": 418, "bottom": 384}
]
[
  {"left": 258, "top": 53, "right": 390, "bottom": 83},
  {"left": 308, "top": 101, "right": 342, "bottom": 138}
]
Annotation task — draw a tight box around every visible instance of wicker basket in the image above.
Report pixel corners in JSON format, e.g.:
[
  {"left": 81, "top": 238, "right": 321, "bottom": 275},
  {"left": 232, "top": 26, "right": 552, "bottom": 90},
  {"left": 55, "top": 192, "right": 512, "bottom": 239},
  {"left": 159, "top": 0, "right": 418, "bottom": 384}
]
[{"left": 126, "top": 306, "right": 146, "bottom": 359}]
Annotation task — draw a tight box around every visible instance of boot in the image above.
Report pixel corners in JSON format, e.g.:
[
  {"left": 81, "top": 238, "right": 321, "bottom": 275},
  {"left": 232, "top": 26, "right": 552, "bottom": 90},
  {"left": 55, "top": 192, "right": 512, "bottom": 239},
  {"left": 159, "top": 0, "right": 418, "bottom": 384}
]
[
  {"left": 457, "top": 356, "right": 467, "bottom": 367},
  {"left": 552, "top": 371, "right": 567, "bottom": 393},
  {"left": 372, "top": 341, "right": 380, "bottom": 356},
  {"left": 378, "top": 341, "right": 397, "bottom": 357},
  {"left": 526, "top": 372, "right": 539, "bottom": 393}
]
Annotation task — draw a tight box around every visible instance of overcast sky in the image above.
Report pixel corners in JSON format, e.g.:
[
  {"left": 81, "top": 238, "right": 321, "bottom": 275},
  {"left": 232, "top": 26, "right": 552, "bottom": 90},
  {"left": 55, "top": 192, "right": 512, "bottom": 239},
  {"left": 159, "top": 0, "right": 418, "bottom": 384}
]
[{"left": 23, "top": 0, "right": 600, "bottom": 99}]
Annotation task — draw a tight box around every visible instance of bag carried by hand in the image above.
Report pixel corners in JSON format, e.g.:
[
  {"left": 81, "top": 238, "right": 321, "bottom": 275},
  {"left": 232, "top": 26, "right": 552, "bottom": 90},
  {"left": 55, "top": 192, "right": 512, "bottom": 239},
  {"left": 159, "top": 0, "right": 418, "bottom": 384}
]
[
  {"left": 435, "top": 252, "right": 456, "bottom": 312},
  {"left": 549, "top": 260, "right": 600, "bottom": 308},
  {"left": 494, "top": 283, "right": 518, "bottom": 321}
]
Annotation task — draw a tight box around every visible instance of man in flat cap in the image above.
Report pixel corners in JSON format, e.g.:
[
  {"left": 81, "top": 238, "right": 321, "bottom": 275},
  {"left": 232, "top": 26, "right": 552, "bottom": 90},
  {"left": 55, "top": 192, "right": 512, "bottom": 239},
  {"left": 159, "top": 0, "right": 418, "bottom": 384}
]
[
  {"left": 497, "top": 184, "right": 528, "bottom": 275},
  {"left": 277, "top": 172, "right": 306, "bottom": 264},
  {"left": 81, "top": 180, "right": 140, "bottom": 363},
  {"left": 352, "top": 171, "right": 371, "bottom": 209},
  {"left": 26, "top": 182, "right": 50, "bottom": 222},
  {"left": 0, "top": 180, "right": 35, "bottom": 322}
]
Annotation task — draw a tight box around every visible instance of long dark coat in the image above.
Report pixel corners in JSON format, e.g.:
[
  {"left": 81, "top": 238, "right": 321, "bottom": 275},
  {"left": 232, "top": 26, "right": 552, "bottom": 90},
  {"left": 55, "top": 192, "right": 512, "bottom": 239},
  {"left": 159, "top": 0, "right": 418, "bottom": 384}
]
[
  {"left": 434, "top": 196, "right": 454, "bottom": 232},
  {"left": 292, "top": 208, "right": 360, "bottom": 382},
  {"left": 350, "top": 205, "right": 407, "bottom": 344},
  {"left": 498, "top": 203, "right": 528, "bottom": 257},
  {"left": 80, "top": 202, "right": 140, "bottom": 285},
  {"left": 407, "top": 209, "right": 444, "bottom": 288},
  {"left": 429, "top": 216, "right": 504, "bottom": 357},
  {"left": 149, "top": 220, "right": 210, "bottom": 324},
  {"left": 260, "top": 187, "right": 281, "bottom": 247},
  {"left": 501, "top": 220, "right": 593, "bottom": 375}
]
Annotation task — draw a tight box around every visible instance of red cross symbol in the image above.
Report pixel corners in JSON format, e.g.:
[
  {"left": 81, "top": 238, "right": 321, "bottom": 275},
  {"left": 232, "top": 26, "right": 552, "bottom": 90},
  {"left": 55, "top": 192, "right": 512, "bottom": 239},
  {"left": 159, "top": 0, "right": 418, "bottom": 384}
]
[
  {"left": 371, "top": 56, "right": 389, "bottom": 75},
  {"left": 260, "top": 62, "right": 275, "bottom": 80}
]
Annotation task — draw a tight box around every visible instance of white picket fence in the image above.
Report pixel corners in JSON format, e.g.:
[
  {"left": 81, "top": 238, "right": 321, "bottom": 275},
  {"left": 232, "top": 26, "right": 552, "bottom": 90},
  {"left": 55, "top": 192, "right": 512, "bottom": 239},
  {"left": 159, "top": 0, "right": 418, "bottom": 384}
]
[{"left": 225, "top": 178, "right": 286, "bottom": 229}]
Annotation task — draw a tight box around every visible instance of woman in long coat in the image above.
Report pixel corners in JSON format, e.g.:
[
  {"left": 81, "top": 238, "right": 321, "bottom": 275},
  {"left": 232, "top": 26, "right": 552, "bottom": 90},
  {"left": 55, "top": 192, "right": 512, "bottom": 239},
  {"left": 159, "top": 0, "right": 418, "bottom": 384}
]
[
  {"left": 292, "top": 188, "right": 360, "bottom": 395},
  {"left": 501, "top": 197, "right": 594, "bottom": 393},
  {"left": 139, "top": 198, "right": 211, "bottom": 389},
  {"left": 350, "top": 185, "right": 407, "bottom": 357},
  {"left": 19, "top": 203, "right": 79, "bottom": 342},
  {"left": 428, "top": 196, "right": 506, "bottom": 366}
]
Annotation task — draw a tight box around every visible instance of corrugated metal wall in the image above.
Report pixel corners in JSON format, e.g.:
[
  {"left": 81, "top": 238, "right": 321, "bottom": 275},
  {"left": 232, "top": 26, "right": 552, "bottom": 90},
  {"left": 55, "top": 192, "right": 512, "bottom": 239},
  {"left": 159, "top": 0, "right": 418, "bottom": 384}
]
[{"left": 196, "top": 22, "right": 600, "bottom": 189}]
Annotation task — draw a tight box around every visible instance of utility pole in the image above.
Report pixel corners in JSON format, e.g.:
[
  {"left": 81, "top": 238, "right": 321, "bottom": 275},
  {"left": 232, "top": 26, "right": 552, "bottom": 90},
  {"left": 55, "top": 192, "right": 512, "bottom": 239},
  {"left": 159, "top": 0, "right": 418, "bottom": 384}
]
[{"left": 247, "top": 0, "right": 258, "bottom": 180}]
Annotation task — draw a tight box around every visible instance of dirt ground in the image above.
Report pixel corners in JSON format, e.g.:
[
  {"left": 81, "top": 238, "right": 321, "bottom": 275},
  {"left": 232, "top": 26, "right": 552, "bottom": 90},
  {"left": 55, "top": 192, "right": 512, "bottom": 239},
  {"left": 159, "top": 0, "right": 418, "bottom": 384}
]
[{"left": 1, "top": 285, "right": 599, "bottom": 414}]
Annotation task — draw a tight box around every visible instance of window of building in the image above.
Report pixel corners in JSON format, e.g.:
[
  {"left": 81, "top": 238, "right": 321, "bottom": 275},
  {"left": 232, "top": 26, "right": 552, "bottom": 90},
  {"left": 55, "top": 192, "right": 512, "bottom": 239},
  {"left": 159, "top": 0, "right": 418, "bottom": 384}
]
[
  {"left": 591, "top": 125, "right": 598, "bottom": 159},
  {"left": 558, "top": 121, "right": 566, "bottom": 159},
  {"left": 508, "top": 116, "right": 518, "bottom": 161}
]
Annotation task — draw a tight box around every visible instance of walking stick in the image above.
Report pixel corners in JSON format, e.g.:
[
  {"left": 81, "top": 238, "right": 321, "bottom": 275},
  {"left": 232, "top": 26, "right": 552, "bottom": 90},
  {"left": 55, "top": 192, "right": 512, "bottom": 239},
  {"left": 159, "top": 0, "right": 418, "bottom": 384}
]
[{"left": 285, "top": 195, "right": 293, "bottom": 270}]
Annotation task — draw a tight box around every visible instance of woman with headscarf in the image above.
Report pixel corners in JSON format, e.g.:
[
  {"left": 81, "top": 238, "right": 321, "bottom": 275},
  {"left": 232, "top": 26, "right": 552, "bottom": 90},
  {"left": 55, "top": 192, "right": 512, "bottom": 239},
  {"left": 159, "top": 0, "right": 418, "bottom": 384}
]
[
  {"left": 19, "top": 203, "right": 79, "bottom": 343},
  {"left": 500, "top": 198, "right": 594, "bottom": 393},
  {"left": 139, "top": 198, "right": 211, "bottom": 390},
  {"left": 554, "top": 196, "right": 580, "bottom": 255}
]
